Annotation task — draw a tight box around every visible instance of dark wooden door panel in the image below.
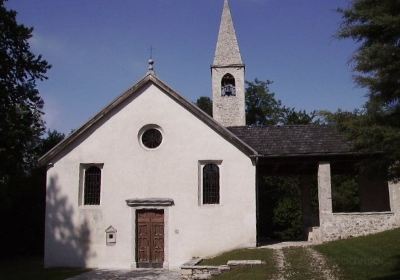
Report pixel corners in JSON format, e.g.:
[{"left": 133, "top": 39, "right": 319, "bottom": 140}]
[{"left": 136, "top": 210, "right": 164, "bottom": 268}]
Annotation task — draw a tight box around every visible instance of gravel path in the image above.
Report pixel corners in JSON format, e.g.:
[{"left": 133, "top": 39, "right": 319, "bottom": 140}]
[
  {"left": 306, "top": 247, "right": 340, "bottom": 280},
  {"left": 263, "top": 241, "right": 340, "bottom": 280},
  {"left": 274, "top": 249, "right": 286, "bottom": 280}
]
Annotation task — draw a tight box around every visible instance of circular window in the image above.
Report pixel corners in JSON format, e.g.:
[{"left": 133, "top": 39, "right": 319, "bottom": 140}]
[{"left": 141, "top": 128, "right": 163, "bottom": 149}]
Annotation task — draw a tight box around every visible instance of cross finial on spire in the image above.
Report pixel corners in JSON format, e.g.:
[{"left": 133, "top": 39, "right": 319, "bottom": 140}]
[{"left": 147, "top": 46, "right": 155, "bottom": 75}]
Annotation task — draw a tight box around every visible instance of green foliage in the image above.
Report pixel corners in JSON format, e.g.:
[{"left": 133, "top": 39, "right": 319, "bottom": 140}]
[
  {"left": 0, "top": 131, "right": 64, "bottom": 257},
  {"left": 245, "top": 79, "right": 284, "bottom": 125},
  {"left": 196, "top": 79, "right": 317, "bottom": 125},
  {"left": 36, "top": 129, "right": 65, "bottom": 157},
  {"left": 0, "top": 0, "right": 50, "bottom": 179},
  {"left": 0, "top": 0, "right": 54, "bottom": 257},
  {"left": 283, "top": 109, "right": 319, "bottom": 125},
  {"left": 245, "top": 79, "right": 318, "bottom": 125},
  {"left": 272, "top": 196, "right": 304, "bottom": 240},
  {"left": 320, "top": 109, "right": 400, "bottom": 179},
  {"left": 337, "top": 0, "right": 400, "bottom": 111},
  {"left": 335, "top": 0, "right": 400, "bottom": 180},
  {"left": 195, "top": 96, "right": 213, "bottom": 117},
  {"left": 331, "top": 175, "right": 360, "bottom": 212},
  {"left": 258, "top": 176, "right": 305, "bottom": 241}
]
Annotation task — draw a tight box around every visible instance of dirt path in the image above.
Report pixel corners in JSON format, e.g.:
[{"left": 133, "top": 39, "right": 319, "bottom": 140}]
[
  {"left": 274, "top": 249, "right": 286, "bottom": 280},
  {"left": 306, "top": 247, "right": 339, "bottom": 280},
  {"left": 263, "top": 242, "right": 340, "bottom": 280}
]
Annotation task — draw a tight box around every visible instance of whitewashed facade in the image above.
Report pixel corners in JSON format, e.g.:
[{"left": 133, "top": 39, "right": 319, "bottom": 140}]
[{"left": 42, "top": 76, "right": 257, "bottom": 269}]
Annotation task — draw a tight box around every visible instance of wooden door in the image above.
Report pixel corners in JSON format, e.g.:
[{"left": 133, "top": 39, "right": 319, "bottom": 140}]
[{"left": 136, "top": 209, "right": 164, "bottom": 268}]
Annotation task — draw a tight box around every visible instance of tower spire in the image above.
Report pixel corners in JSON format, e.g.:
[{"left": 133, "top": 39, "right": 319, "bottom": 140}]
[
  {"left": 211, "top": 0, "right": 246, "bottom": 127},
  {"left": 213, "top": 0, "right": 243, "bottom": 66}
]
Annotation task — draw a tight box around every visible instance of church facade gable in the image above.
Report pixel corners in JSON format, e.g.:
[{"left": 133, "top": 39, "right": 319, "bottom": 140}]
[{"left": 44, "top": 79, "right": 257, "bottom": 269}]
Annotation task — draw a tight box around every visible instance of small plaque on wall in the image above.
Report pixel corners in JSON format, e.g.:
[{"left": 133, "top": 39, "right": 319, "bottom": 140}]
[{"left": 105, "top": 226, "right": 117, "bottom": 246}]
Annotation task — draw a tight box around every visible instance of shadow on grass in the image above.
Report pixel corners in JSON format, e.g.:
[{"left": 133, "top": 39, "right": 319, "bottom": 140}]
[{"left": 370, "top": 255, "right": 400, "bottom": 280}]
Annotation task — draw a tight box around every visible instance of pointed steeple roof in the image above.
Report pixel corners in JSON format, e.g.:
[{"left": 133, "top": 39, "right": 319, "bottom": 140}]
[{"left": 213, "top": 0, "right": 243, "bottom": 66}]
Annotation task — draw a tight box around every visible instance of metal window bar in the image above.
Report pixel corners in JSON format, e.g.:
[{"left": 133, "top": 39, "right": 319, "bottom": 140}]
[
  {"left": 203, "top": 164, "right": 220, "bottom": 204},
  {"left": 84, "top": 166, "right": 101, "bottom": 205}
]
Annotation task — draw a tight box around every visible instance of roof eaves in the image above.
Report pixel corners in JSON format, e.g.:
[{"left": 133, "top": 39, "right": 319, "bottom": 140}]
[{"left": 256, "top": 151, "right": 380, "bottom": 158}]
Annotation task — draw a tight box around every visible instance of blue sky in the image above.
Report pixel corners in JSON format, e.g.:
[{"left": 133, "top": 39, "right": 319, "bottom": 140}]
[{"left": 6, "top": 0, "right": 365, "bottom": 134}]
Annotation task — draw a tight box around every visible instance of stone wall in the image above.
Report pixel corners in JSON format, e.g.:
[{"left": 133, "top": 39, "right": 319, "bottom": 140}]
[
  {"left": 317, "top": 163, "right": 400, "bottom": 243},
  {"left": 320, "top": 212, "right": 399, "bottom": 241}
]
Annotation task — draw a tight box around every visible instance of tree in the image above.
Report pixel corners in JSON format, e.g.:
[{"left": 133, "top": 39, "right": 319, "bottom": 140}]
[
  {"left": 334, "top": 0, "right": 400, "bottom": 179},
  {"left": 245, "top": 79, "right": 318, "bottom": 125},
  {"left": 36, "top": 129, "right": 65, "bottom": 157},
  {"left": 245, "top": 79, "right": 284, "bottom": 125},
  {"left": 0, "top": 0, "right": 50, "bottom": 182},
  {"left": 283, "top": 108, "right": 318, "bottom": 125},
  {"left": 0, "top": 0, "right": 51, "bottom": 257},
  {"left": 195, "top": 79, "right": 318, "bottom": 125},
  {"left": 338, "top": 0, "right": 400, "bottom": 114},
  {"left": 195, "top": 96, "right": 213, "bottom": 117}
]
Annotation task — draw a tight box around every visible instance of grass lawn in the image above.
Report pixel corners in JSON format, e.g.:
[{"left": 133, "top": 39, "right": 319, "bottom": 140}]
[
  {"left": 0, "top": 257, "right": 88, "bottom": 280},
  {"left": 200, "top": 248, "right": 278, "bottom": 280},
  {"left": 315, "top": 228, "right": 400, "bottom": 280}
]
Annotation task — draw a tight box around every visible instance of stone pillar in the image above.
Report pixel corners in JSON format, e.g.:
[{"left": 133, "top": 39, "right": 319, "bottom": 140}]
[
  {"left": 389, "top": 181, "right": 400, "bottom": 214},
  {"left": 318, "top": 162, "right": 333, "bottom": 216},
  {"left": 318, "top": 162, "right": 333, "bottom": 242}
]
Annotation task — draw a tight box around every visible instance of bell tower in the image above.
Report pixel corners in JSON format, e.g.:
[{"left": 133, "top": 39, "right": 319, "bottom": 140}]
[{"left": 212, "top": 0, "right": 245, "bottom": 127}]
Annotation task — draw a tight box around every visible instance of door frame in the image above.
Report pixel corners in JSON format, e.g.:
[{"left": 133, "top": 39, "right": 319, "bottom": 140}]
[{"left": 130, "top": 206, "right": 170, "bottom": 269}]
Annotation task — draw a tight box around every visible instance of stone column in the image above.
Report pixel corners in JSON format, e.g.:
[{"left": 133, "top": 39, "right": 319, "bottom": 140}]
[
  {"left": 318, "top": 162, "right": 333, "bottom": 241},
  {"left": 389, "top": 181, "right": 400, "bottom": 214},
  {"left": 318, "top": 162, "right": 333, "bottom": 215}
]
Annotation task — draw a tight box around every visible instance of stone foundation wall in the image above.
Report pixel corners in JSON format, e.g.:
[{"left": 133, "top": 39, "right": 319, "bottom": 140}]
[{"left": 320, "top": 212, "right": 400, "bottom": 242}]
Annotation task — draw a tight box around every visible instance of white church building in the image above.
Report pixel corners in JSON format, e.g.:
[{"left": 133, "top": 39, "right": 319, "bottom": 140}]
[{"left": 40, "top": 0, "right": 400, "bottom": 270}]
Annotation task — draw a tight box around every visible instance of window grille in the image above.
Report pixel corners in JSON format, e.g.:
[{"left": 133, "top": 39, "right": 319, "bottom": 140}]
[
  {"left": 203, "top": 164, "right": 220, "bottom": 204},
  {"left": 142, "top": 128, "right": 163, "bottom": 149},
  {"left": 84, "top": 166, "right": 101, "bottom": 205}
]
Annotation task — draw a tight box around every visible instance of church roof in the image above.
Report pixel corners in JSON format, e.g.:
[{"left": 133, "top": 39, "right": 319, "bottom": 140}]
[
  {"left": 213, "top": 0, "right": 243, "bottom": 66},
  {"left": 228, "top": 125, "right": 357, "bottom": 157},
  {"left": 38, "top": 74, "right": 257, "bottom": 165}
]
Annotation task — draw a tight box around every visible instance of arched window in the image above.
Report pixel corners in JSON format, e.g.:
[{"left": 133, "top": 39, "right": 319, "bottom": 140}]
[
  {"left": 221, "top": 73, "right": 236, "bottom": 96},
  {"left": 84, "top": 166, "right": 101, "bottom": 205},
  {"left": 203, "top": 164, "right": 220, "bottom": 204}
]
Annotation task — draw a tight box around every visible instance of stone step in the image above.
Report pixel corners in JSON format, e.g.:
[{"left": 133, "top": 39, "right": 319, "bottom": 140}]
[{"left": 193, "top": 273, "right": 212, "bottom": 280}]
